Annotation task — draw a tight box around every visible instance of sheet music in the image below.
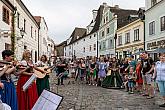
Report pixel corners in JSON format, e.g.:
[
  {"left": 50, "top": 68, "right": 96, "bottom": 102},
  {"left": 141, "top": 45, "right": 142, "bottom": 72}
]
[
  {"left": 32, "top": 90, "right": 63, "bottom": 110},
  {"left": 22, "top": 74, "right": 37, "bottom": 91}
]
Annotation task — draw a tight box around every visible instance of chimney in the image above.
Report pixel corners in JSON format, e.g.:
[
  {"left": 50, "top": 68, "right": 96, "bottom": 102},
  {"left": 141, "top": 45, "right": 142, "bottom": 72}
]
[
  {"left": 114, "top": 5, "right": 119, "bottom": 9},
  {"left": 103, "top": 2, "right": 107, "bottom": 7},
  {"left": 92, "top": 10, "right": 98, "bottom": 21}
]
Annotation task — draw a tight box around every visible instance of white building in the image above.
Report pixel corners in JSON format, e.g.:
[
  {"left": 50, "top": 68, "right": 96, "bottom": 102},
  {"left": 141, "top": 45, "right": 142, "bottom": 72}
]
[
  {"left": 8, "top": 0, "right": 39, "bottom": 62},
  {"left": 34, "top": 16, "right": 49, "bottom": 58},
  {"left": 65, "top": 27, "right": 87, "bottom": 58},
  {"left": 0, "top": 0, "right": 15, "bottom": 59},
  {"left": 47, "top": 37, "right": 55, "bottom": 58},
  {"left": 64, "top": 4, "right": 104, "bottom": 58},
  {"left": 145, "top": 0, "right": 165, "bottom": 60}
]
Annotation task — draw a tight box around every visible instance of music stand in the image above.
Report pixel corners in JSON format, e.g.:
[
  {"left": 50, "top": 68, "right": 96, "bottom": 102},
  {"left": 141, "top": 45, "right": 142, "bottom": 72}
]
[{"left": 32, "top": 89, "right": 63, "bottom": 110}]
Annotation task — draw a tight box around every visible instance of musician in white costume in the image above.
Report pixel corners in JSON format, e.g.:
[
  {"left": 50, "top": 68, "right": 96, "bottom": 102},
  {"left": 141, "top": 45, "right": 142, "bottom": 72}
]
[{"left": 35, "top": 55, "right": 50, "bottom": 96}]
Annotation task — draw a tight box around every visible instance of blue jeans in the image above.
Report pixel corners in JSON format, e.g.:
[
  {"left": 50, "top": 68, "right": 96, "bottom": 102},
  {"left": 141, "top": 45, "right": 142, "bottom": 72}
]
[
  {"left": 157, "top": 81, "right": 165, "bottom": 96},
  {"left": 128, "top": 80, "right": 134, "bottom": 88}
]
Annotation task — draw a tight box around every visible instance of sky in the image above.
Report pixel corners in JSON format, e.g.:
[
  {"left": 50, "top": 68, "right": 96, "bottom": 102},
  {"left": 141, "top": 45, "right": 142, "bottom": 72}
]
[{"left": 22, "top": 0, "right": 145, "bottom": 44}]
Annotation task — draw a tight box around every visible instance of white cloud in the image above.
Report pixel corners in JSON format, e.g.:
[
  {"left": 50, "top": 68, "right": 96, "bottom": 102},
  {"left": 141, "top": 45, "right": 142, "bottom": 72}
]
[{"left": 22, "top": 0, "right": 145, "bottom": 44}]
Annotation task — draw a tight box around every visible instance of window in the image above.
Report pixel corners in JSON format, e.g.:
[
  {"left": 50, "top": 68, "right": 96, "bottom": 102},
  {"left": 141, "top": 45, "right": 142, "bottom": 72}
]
[
  {"left": 90, "top": 36, "right": 91, "bottom": 39},
  {"left": 35, "top": 30, "right": 37, "bottom": 40},
  {"left": 24, "top": 19, "right": 26, "bottom": 32},
  {"left": 161, "top": 16, "right": 165, "bottom": 31},
  {"left": 31, "top": 26, "right": 33, "bottom": 37},
  {"left": 134, "top": 29, "right": 139, "bottom": 41},
  {"left": 69, "top": 46, "right": 71, "bottom": 49},
  {"left": 103, "top": 18, "right": 106, "bottom": 23},
  {"left": 94, "top": 34, "right": 96, "bottom": 37},
  {"left": 106, "top": 13, "right": 108, "bottom": 22},
  {"left": 149, "top": 21, "right": 155, "bottom": 35},
  {"left": 77, "top": 42, "right": 78, "bottom": 44},
  {"left": 94, "top": 44, "right": 96, "bottom": 51},
  {"left": 125, "top": 32, "right": 130, "bottom": 43},
  {"left": 24, "top": 45, "right": 27, "bottom": 50},
  {"left": 2, "top": 6, "right": 10, "bottom": 24},
  {"left": 102, "top": 31, "right": 104, "bottom": 37},
  {"left": 110, "top": 39, "right": 113, "bottom": 48},
  {"left": 83, "top": 47, "right": 85, "bottom": 52},
  {"left": 17, "top": 13, "right": 20, "bottom": 28},
  {"left": 151, "top": 0, "right": 157, "bottom": 7},
  {"left": 84, "top": 39, "right": 85, "bottom": 41},
  {"left": 5, "top": 43, "right": 11, "bottom": 50},
  {"left": 106, "top": 16, "right": 108, "bottom": 22},
  {"left": 99, "top": 45, "right": 101, "bottom": 50},
  {"left": 89, "top": 45, "right": 92, "bottom": 51},
  {"left": 74, "top": 50, "right": 75, "bottom": 55},
  {"left": 107, "top": 27, "right": 110, "bottom": 34},
  {"left": 118, "top": 35, "right": 122, "bottom": 45},
  {"left": 69, "top": 51, "right": 71, "bottom": 55},
  {"left": 103, "top": 41, "right": 106, "bottom": 49}
]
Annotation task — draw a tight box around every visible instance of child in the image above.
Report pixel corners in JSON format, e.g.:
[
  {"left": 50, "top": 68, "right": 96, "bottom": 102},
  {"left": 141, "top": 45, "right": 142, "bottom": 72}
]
[{"left": 127, "top": 67, "right": 137, "bottom": 94}]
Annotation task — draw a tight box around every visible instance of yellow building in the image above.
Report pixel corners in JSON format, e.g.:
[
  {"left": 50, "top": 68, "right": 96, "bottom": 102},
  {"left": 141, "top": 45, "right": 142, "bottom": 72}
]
[{"left": 116, "top": 18, "right": 144, "bottom": 59}]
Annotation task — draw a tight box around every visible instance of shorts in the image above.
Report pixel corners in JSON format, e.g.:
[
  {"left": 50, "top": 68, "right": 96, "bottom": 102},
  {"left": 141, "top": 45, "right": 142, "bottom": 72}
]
[
  {"left": 157, "top": 81, "right": 165, "bottom": 96},
  {"left": 128, "top": 81, "right": 135, "bottom": 88},
  {"left": 143, "top": 74, "right": 152, "bottom": 85}
]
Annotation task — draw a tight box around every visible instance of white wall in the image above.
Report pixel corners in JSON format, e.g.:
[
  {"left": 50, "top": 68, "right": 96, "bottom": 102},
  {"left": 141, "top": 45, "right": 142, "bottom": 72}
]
[
  {"left": 0, "top": 1, "right": 13, "bottom": 60},
  {"left": 145, "top": 0, "right": 165, "bottom": 50},
  {"left": 72, "top": 33, "right": 97, "bottom": 58},
  {"left": 14, "top": 1, "right": 39, "bottom": 61},
  {"left": 39, "top": 17, "right": 48, "bottom": 57}
]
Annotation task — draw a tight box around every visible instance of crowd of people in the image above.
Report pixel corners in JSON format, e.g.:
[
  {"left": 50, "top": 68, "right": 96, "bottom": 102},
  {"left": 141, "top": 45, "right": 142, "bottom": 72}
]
[
  {"left": 1, "top": 49, "right": 165, "bottom": 109},
  {"left": 55, "top": 51, "right": 165, "bottom": 108}
]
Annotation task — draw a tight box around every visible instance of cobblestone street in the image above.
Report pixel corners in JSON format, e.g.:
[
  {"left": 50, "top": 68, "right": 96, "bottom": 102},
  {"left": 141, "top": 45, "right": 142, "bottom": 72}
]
[{"left": 49, "top": 74, "right": 164, "bottom": 110}]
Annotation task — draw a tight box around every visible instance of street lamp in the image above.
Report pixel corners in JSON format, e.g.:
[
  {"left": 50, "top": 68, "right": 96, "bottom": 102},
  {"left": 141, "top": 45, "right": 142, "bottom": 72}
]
[{"left": 20, "top": 28, "right": 25, "bottom": 38}]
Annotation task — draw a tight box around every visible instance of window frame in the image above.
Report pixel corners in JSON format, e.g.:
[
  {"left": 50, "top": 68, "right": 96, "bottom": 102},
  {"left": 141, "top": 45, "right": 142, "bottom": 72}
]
[
  {"left": 2, "top": 6, "right": 10, "bottom": 25},
  {"left": 125, "top": 32, "right": 130, "bottom": 44},
  {"left": 134, "top": 29, "right": 140, "bottom": 41},
  {"left": 24, "top": 19, "right": 26, "bottom": 32},
  {"left": 161, "top": 16, "right": 165, "bottom": 32},
  {"left": 118, "top": 35, "right": 122, "bottom": 45},
  {"left": 149, "top": 21, "right": 155, "bottom": 35}
]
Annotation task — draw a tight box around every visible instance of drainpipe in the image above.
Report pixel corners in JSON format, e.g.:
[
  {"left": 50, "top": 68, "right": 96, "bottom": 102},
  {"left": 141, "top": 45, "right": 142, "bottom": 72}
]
[
  {"left": 97, "top": 32, "right": 99, "bottom": 58},
  {"left": 143, "top": 20, "right": 145, "bottom": 51},
  {"left": 38, "top": 28, "right": 40, "bottom": 60}
]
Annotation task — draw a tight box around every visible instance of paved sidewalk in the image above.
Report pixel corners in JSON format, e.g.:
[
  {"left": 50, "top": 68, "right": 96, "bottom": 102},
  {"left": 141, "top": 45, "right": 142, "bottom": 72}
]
[{"left": 49, "top": 74, "right": 164, "bottom": 110}]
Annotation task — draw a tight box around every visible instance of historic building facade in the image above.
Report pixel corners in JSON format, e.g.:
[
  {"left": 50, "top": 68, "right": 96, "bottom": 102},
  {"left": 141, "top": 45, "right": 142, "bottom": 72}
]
[
  {"left": 98, "top": 4, "right": 138, "bottom": 58},
  {"left": 116, "top": 19, "right": 144, "bottom": 59},
  {"left": 8, "top": 0, "right": 39, "bottom": 61},
  {"left": 64, "top": 4, "right": 104, "bottom": 58},
  {"left": 0, "top": 0, "right": 15, "bottom": 59},
  {"left": 98, "top": 3, "right": 117, "bottom": 57},
  {"left": 145, "top": 0, "right": 165, "bottom": 60},
  {"left": 0, "top": 0, "right": 54, "bottom": 62},
  {"left": 34, "top": 16, "right": 49, "bottom": 58}
]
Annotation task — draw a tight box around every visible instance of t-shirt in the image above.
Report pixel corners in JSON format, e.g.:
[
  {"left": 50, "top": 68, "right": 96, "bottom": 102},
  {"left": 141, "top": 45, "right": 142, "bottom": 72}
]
[
  {"left": 142, "top": 57, "right": 154, "bottom": 75},
  {"left": 129, "top": 60, "right": 137, "bottom": 70},
  {"left": 56, "top": 61, "right": 67, "bottom": 73}
]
